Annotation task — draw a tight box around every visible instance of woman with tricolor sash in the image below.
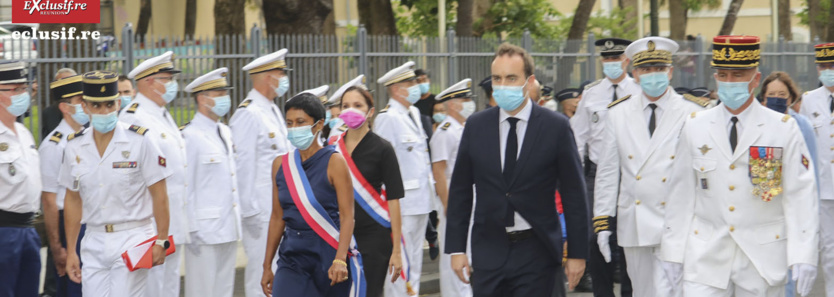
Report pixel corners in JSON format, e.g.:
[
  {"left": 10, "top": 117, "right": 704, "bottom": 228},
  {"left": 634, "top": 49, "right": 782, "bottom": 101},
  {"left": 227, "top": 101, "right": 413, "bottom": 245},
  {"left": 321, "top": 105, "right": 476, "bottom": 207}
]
[
  {"left": 261, "top": 93, "right": 364, "bottom": 297},
  {"left": 334, "top": 83, "right": 407, "bottom": 297}
]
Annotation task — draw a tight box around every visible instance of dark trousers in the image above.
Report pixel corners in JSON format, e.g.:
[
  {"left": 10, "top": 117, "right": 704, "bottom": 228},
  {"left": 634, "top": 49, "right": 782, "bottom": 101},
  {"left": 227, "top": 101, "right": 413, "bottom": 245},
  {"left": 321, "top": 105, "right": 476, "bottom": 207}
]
[
  {"left": 425, "top": 210, "right": 438, "bottom": 244},
  {"left": 55, "top": 210, "right": 84, "bottom": 297},
  {"left": 0, "top": 227, "right": 41, "bottom": 297},
  {"left": 274, "top": 227, "right": 351, "bottom": 297},
  {"left": 471, "top": 236, "right": 559, "bottom": 297},
  {"left": 354, "top": 226, "right": 393, "bottom": 297}
]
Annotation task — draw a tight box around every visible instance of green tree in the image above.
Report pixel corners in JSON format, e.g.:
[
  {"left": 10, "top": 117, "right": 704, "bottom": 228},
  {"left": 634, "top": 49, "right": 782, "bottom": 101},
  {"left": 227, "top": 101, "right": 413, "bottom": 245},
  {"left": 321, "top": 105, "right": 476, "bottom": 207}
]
[
  {"left": 585, "top": 7, "right": 638, "bottom": 39},
  {"left": 394, "top": 0, "right": 457, "bottom": 37},
  {"left": 474, "top": 0, "right": 561, "bottom": 38},
  {"left": 798, "top": 0, "right": 830, "bottom": 40}
]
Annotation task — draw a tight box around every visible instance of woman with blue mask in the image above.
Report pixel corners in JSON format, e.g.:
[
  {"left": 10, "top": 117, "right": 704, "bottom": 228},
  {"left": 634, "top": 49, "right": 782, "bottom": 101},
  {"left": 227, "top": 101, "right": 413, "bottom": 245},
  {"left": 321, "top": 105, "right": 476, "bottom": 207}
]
[
  {"left": 261, "top": 93, "right": 363, "bottom": 297},
  {"left": 61, "top": 70, "right": 174, "bottom": 297}
]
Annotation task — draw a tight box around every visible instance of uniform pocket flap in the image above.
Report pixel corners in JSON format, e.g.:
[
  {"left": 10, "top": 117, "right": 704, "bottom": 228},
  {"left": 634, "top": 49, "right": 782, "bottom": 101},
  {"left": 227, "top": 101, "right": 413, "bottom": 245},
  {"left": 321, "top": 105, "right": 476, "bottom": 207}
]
[
  {"left": 196, "top": 207, "right": 223, "bottom": 220},
  {"left": 201, "top": 154, "right": 223, "bottom": 164},
  {"left": 0, "top": 148, "right": 20, "bottom": 163},
  {"left": 693, "top": 158, "right": 717, "bottom": 172},
  {"left": 756, "top": 220, "right": 787, "bottom": 244},
  {"left": 403, "top": 179, "right": 419, "bottom": 190}
]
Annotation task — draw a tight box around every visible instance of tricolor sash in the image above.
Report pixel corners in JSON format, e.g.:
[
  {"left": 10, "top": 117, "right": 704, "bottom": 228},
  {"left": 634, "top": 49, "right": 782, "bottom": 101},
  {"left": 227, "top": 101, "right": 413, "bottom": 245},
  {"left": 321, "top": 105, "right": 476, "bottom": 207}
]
[
  {"left": 334, "top": 134, "right": 416, "bottom": 295},
  {"left": 282, "top": 149, "right": 367, "bottom": 297}
]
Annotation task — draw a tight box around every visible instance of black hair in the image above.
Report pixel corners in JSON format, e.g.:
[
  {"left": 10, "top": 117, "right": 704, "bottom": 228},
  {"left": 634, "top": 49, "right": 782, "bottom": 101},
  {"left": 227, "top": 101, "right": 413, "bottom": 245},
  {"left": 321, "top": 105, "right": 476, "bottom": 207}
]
[
  {"left": 285, "top": 93, "right": 326, "bottom": 123},
  {"left": 415, "top": 69, "right": 430, "bottom": 78},
  {"left": 118, "top": 75, "right": 130, "bottom": 82}
]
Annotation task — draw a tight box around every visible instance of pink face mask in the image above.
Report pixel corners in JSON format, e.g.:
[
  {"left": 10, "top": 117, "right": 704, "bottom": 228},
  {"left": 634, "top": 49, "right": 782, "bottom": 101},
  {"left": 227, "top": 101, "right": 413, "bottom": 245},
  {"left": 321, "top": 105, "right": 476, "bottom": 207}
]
[{"left": 339, "top": 108, "right": 368, "bottom": 129}]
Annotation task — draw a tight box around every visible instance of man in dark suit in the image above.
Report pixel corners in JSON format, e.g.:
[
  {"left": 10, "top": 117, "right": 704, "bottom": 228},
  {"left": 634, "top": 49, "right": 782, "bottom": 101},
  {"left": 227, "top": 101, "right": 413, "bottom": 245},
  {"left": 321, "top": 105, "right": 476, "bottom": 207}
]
[{"left": 446, "top": 43, "right": 589, "bottom": 296}]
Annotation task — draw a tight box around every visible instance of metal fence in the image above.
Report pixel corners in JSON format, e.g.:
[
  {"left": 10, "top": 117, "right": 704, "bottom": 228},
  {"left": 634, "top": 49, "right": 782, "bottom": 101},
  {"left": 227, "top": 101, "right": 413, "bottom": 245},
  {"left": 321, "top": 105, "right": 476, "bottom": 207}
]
[{"left": 12, "top": 23, "right": 825, "bottom": 142}]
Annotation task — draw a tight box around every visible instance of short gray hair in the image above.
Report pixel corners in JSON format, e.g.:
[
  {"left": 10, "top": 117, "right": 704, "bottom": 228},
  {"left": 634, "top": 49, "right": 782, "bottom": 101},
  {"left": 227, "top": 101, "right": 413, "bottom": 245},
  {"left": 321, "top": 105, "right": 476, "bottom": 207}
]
[{"left": 54, "top": 68, "right": 77, "bottom": 80}]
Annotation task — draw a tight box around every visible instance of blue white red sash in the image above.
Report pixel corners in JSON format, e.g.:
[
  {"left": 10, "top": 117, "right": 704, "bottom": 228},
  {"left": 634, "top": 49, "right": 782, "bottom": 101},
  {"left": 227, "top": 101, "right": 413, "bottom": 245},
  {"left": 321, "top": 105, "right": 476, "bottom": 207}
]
[{"left": 282, "top": 149, "right": 366, "bottom": 297}]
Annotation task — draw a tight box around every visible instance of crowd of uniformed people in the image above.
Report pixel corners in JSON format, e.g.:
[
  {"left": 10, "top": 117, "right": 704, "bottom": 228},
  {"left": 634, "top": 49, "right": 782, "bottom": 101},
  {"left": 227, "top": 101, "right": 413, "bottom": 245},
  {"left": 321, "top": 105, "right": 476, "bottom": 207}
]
[{"left": 2, "top": 33, "right": 834, "bottom": 297}]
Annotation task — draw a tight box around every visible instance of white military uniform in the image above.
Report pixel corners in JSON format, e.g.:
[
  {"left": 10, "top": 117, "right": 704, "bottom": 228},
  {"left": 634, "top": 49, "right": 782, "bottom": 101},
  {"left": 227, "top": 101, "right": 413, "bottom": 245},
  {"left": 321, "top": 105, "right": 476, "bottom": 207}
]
[
  {"left": 59, "top": 123, "right": 172, "bottom": 297},
  {"left": 39, "top": 120, "right": 76, "bottom": 210},
  {"left": 571, "top": 76, "right": 641, "bottom": 166},
  {"left": 594, "top": 89, "right": 708, "bottom": 297},
  {"left": 661, "top": 100, "right": 819, "bottom": 296},
  {"left": 0, "top": 121, "right": 41, "bottom": 211},
  {"left": 799, "top": 86, "right": 834, "bottom": 295}
]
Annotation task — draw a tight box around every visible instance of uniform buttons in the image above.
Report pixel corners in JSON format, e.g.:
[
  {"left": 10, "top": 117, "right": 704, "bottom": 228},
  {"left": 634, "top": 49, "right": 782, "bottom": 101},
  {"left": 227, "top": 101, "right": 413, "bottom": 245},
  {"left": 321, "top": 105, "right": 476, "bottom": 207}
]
[
  {"left": 662, "top": 177, "right": 667, "bottom": 182},
  {"left": 700, "top": 167, "right": 705, "bottom": 171},
  {"left": 729, "top": 226, "right": 735, "bottom": 232},
  {"left": 231, "top": 172, "right": 235, "bottom": 176},
  {"left": 694, "top": 230, "right": 699, "bottom": 235},
  {"left": 776, "top": 235, "right": 780, "bottom": 239},
  {"left": 729, "top": 185, "right": 735, "bottom": 191},
  {"left": 233, "top": 203, "right": 237, "bottom": 207},
  {"left": 636, "top": 175, "right": 642, "bottom": 180},
  {"left": 210, "top": 158, "right": 215, "bottom": 162},
  {"left": 830, "top": 134, "right": 834, "bottom": 138},
  {"left": 729, "top": 164, "right": 735, "bottom": 170},
  {"left": 831, "top": 160, "right": 834, "bottom": 164},
  {"left": 184, "top": 164, "right": 188, "bottom": 168},
  {"left": 729, "top": 206, "right": 735, "bottom": 212},
  {"left": 670, "top": 155, "right": 675, "bottom": 160},
  {"left": 830, "top": 147, "right": 834, "bottom": 151},
  {"left": 628, "top": 155, "right": 633, "bottom": 159},
  {"left": 661, "top": 201, "right": 666, "bottom": 206},
  {"left": 233, "top": 188, "right": 236, "bottom": 192},
  {"left": 635, "top": 200, "right": 641, "bottom": 205}
]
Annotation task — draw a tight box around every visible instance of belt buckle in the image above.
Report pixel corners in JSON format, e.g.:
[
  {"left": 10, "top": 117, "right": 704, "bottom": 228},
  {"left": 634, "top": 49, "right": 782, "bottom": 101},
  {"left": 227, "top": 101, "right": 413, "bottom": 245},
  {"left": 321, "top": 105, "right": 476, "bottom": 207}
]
[{"left": 105, "top": 224, "right": 114, "bottom": 233}]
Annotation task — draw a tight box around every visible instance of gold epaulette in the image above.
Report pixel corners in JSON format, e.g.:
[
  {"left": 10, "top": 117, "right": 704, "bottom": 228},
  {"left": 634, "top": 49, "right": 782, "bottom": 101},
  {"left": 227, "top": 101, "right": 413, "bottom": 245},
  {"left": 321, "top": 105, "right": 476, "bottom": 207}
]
[
  {"left": 179, "top": 122, "right": 190, "bottom": 131},
  {"left": 128, "top": 125, "right": 148, "bottom": 135},
  {"left": 440, "top": 122, "right": 451, "bottom": 130},
  {"left": 48, "top": 131, "right": 63, "bottom": 143},
  {"left": 584, "top": 79, "right": 602, "bottom": 90},
  {"left": 238, "top": 99, "right": 252, "bottom": 108},
  {"left": 682, "top": 94, "right": 710, "bottom": 108},
  {"left": 67, "top": 130, "right": 85, "bottom": 141},
  {"left": 607, "top": 95, "right": 631, "bottom": 108},
  {"left": 379, "top": 104, "right": 390, "bottom": 113},
  {"left": 782, "top": 114, "right": 791, "bottom": 122},
  {"left": 126, "top": 102, "right": 139, "bottom": 113}
]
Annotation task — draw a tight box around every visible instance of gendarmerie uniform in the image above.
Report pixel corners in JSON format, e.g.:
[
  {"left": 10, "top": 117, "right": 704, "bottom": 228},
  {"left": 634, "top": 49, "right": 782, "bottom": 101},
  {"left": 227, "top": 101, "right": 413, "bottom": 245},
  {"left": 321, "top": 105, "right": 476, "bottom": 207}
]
[
  {"left": 39, "top": 74, "right": 85, "bottom": 297},
  {"left": 0, "top": 61, "right": 41, "bottom": 297},
  {"left": 429, "top": 79, "right": 473, "bottom": 297},
  {"left": 593, "top": 37, "right": 710, "bottom": 297},
  {"left": 230, "top": 48, "right": 292, "bottom": 297},
  {"left": 661, "top": 36, "right": 819, "bottom": 296},
  {"left": 181, "top": 68, "right": 241, "bottom": 297},
  {"left": 799, "top": 42, "right": 834, "bottom": 296},
  {"left": 122, "top": 51, "right": 186, "bottom": 297},
  {"left": 374, "top": 61, "right": 435, "bottom": 297},
  {"left": 59, "top": 71, "right": 172, "bottom": 297}
]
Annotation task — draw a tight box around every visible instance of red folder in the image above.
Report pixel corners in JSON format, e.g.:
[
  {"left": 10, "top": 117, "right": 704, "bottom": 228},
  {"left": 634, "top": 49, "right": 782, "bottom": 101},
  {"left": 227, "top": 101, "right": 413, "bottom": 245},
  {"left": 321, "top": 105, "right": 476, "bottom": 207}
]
[{"left": 121, "top": 235, "right": 176, "bottom": 272}]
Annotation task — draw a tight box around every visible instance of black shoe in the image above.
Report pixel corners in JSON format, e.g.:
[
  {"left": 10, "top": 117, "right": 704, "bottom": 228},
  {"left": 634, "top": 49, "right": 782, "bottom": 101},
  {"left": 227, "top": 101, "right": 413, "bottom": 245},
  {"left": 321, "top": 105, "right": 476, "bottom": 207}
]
[
  {"left": 429, "top": 242, "right": 439, "bottom": 260},
  {"left": 574, "top": 273, "right": 593, "bottom": 292}
]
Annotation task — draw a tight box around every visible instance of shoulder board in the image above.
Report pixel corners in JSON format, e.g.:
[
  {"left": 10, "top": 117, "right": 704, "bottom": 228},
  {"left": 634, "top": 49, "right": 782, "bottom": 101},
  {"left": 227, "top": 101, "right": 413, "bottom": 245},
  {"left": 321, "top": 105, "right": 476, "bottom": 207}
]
[
  {"left": 128, "top": 125, "right": 148, "bottom": 135},
  {"left": 179, "top": 122, "right": 190, "bottom": 131},
  {"left": 584, "top": 79, "right": 603, "bottom": 90},
  {"left": 337, "top": 124, "right": 348, "bottom": 132},
  {"left": 782, "top": 114, "right": 791, "bottom": 122},
  {"left": 67, "top": 130, "right": 85, "bottom": 141},
  {"left": 49, "top": 131, "right": 63, "bottom": 143},
  {"left": 379, "top": 104, "right": 390, "bottom": 113},
  {"left": 238, "top": 99, "right": 252, "bottom": 108},
  {"left": 126, "top": 102, "right": 139, "bottom": 114},
  {"left": 441, "top": 122, "right": 451, "bottom": 130},
  {"left": 607, "top": 94, "right": 631, "bottom": 108},
  {"left": 682, "top": 94, "right": 710, "bottom": 108}
]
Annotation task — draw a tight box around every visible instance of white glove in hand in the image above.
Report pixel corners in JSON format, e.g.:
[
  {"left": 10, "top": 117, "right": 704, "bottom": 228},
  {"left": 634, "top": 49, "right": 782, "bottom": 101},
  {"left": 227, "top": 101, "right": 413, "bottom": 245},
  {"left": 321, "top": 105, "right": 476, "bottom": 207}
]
[
  {"left": 792, "top": 264, "right": 817, "bottom": 296},
  {"left": 597, "top": 231, "right": 612, "bottom": 263},
  {"left": 661, "top": 261, "right": 683, "bottom": 287}
]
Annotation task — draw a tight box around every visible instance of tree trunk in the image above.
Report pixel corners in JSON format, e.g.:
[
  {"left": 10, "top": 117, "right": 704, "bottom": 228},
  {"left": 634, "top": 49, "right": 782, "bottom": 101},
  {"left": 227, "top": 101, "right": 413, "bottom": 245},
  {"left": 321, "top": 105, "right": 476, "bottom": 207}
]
[
  {"left": 456, "top": 0, "right": 474, "bottom": 37},
  {"left": 827, "top": 0, "right": 834, "bottom": 42},
  {"left": 263, "top": 0, "right": 333, "bottom": 34},
  {"left": 184, "top": 0, "right": 197, "bottom": 37},
  {"left": 777, "top": 0, "right": 791, "bottom": 40},
  {"left": 808, "top": 0, "right": 821, "bottom": 40},
  {"left": 618, "top": 0, "right": 638, "bottom": 37},
  {"left": 668, "top": 0, "right": 687, "bottom": 40},
  {"left": 472, "top": 0, "right": 493, "bottom": 37},
  {"left": 718, "top": 0, "right": 744, "bottom": 36},
  {"left": 357, "top": 0, "right": 398, "bottom": 35},
  {"left": 323, "top": 10, "right": 337, "bottom": 35},
  {"left": 556, "top": 0, "right": 597, "bottom": 90},
  {"left": 214, "top": 0, "right": 246, "bottom": 36},
  {"left": 136, "top": 0, "right": 152, "bottom": 42}
]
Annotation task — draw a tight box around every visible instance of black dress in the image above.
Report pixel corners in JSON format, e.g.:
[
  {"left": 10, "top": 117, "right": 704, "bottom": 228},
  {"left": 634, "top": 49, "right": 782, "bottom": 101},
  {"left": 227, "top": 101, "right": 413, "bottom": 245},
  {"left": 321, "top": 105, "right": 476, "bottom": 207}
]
[{"left": 347, "top": 131, "right": 404, "bottom": 297}]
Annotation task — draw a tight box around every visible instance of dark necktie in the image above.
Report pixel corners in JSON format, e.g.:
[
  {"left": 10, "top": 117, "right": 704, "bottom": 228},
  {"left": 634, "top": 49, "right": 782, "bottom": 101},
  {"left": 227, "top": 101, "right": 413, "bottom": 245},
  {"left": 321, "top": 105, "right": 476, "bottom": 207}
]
[
  {"left": 612, "top": 84, "right": 619, "bottom": 102},
  {"left": 730, "top": 116, "right": 738, "bottom": 153},
  {"left": 830, "top": 95, "right": 833, "bottom": 113},
  {"left": 217, "top": 126, "right": 229, "bottom": 154},
  {"left": 648, "top": 103, "right": 657, "bottom": 137},
  {"left": 504, "top": 117, "right": 520, "bottom": 227}
]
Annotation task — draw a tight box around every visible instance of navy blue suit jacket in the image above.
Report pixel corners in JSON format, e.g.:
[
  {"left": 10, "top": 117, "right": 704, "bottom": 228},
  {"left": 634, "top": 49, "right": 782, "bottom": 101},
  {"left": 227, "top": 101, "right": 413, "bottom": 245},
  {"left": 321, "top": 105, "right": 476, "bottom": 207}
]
[{"left": 445, "top": 103, "right": 589, "bottom": 270}]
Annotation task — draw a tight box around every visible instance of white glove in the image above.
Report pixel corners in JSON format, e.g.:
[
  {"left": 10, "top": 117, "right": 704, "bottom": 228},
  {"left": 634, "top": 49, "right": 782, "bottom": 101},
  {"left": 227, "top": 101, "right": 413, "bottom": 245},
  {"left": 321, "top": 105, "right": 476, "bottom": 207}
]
[
  {"left": 661, "top": 261, "right": 684, "bottom": 287},
  {"left": 597, "top": 231, "right": 612, "bottom": 263},
  {"left": 792, "top": 264, "right": 817, "bottom": 296}
]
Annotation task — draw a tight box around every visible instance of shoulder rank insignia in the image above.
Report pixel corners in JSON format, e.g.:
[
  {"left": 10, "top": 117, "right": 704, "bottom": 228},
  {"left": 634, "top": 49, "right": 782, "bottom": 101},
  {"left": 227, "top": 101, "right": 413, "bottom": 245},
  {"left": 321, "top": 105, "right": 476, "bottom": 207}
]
[
  {"left": 682, "top": 94, "right": 710, "bottom": 107},
  {"left": 49, "top": 131, "right": 63, "bottom": 143},
  {"left": 128, "top": 125, "right": 148, "bottom": 135},
  {"left": 179, "top": 122, "right": 190, "bottom": 131},
  {"left": 584, "top": 79, "right": 602, "bottom": 90},
  {"left": 607, "top": 94, "right": 631, "bottom": 108},
  {"left": 337, "top": 124, "right": 348, "bottom": 132},
  {"left": 238, "top": 99, "right": 252, "bottom": 108},
  {"left": 126, "top": 102, "right": 139, "bottom": 114},
  {"left": 782, "top": 114, "right": 791, "bottom": 122},
  {"left": 690, "top": 112, "right": 697, "bottom": 118},
  {"left": 379, "top": 104, "right": 390, "bottom": 113},
  {"left": 441, "top": 122, "right": 451, "bottom": 130},
  {"left": 67, "top": 130, "right": 85, "bottom": 141}
]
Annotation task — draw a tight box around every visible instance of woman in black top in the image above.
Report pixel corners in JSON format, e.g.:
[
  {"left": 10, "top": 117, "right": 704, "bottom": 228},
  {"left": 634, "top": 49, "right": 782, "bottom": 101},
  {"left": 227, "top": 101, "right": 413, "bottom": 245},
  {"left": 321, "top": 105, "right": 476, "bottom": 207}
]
[{"left": 336, "top": 86, "right": 405, "bottom": 297}]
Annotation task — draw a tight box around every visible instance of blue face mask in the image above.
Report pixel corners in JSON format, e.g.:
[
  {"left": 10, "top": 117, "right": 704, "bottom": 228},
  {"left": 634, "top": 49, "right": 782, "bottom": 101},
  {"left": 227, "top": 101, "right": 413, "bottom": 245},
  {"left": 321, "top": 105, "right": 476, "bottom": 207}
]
[
  {"left": 419, "top": 82, "right": 430, "bottom": 95},
  {"left": 273, "top": 76, "right": 290, "bottom": 97},
  {"left": 209, "top": 95, "right": 232, "bottom": 117},
  {"left": 3, "top": 92, "right": 30, "bottom": 117},
  {"left": 287, "top": 121, "right": 320, "bottom": 150},
  {"left": 433, "top": 113, "right": 446, "bottom": 123},
  {"left": 603, "top": 61, "right": 624, "bottom": 80},
  {"left": 120, "top": 96, "right": 132, "bottom": 109},
  {"left": 820, "top": 69, "right": 834, "bottom": 87},
  {"left": 765, "top": 97, "right": 788, "bottom": 114},
  {"left": 329, "top": 117, "right": 344, "bottom": 129},
  {"left": 69, "top": 104, "right": 89, "bottom": 125},
  {"left": 404, "top": 84, "right": 421, "bottom": 104},
  {"left": 639, "top": 71, "right": 670, "bottom": 98},
  {"left": 717, "top": 76, "right": 755, "bottom": 110},
  {"left": 492, "top": 79, "right": 528, "bottom": 111},
  {"left": 324, "top": 110, "right": 332, "bottom": 125},
  {"left": 159, "top": 80, "right": 178, "bottom": 103},
  {"left": 91, "top": 110, "right": 119, "bottom": 133}
]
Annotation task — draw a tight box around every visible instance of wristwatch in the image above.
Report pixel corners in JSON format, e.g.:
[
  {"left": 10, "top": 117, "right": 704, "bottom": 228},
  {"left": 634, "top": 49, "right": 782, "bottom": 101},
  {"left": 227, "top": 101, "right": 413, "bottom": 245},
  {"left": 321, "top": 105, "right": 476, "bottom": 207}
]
[{"left": 155, "top": 239, "right": 170, "bottom": 249}]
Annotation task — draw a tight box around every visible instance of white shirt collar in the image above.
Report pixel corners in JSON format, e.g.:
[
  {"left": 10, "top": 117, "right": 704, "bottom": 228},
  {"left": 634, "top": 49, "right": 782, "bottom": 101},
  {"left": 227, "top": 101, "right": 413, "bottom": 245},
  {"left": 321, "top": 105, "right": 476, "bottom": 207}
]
[
  {"left": 642, "top": 87, "right": 672, "bottom": 110},
  {"left": 721, "top": 98, "right": 757, "bottom": 125},
  {"left": 134, "top": 92, "right": 167, "bottom": 116},
  {"left": 499, "top": 98, "right": 533, "bottom": 123},
  {"left": 387, "top": 98, "right": 411, "bottom": 115}
]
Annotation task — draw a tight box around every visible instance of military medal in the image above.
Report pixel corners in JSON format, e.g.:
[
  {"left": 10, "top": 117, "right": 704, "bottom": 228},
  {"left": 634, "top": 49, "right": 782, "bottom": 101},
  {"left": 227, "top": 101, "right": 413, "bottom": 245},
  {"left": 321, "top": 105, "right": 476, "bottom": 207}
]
[
  {"left": 0, "top": 142, "right": 7, "bottom": 151},
  {"left": 122, "top": 151, "right": 130, "bottom": 159},
  {"left": 8, "top": 164, "right": 15, "bottom": 176},
  {"left": 749, "top": 146, "right": 783, "bottom": 202},
  {"left": 698, "top": 144, "right": 712, "bottom": 155}
]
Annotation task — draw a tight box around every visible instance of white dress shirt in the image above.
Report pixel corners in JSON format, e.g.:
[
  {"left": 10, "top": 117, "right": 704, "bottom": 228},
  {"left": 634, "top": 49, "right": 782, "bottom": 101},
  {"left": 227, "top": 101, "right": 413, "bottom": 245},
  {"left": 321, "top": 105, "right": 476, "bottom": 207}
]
[
  {"left": 0, "top": 121, "right": 41, "bottom": 213},
  {"left": 642, "top": 88, "right": 672, "bottom": 126},
  {"left": 39, "top": 120, "right": 76, "bottom": 209},
  {"left": 721, "top": 102, "right": 754, "bottom": 137},
  {"left": 498, "top": 99, "right": 533, "bottom": 232}
]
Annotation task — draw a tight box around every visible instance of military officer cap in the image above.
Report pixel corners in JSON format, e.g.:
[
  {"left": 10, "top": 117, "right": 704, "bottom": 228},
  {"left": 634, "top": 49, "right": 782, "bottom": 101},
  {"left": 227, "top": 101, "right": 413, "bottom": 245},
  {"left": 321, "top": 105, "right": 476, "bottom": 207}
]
[
  {"left": 184, "top": 67, "right": 233, "bottom": 94},
  {"left": 711, "top": 35, "right": 760, "bottom": 69},
  {"left": 378, "top": 61, "right": 417, "bottom": 86},
  {"left": 82, "top": 71, "right": 119, "bottom": 102},
  {"left": 298, "top": 85, "right": 330, "bottom": 104},
  {"left": 625, "top": 37, "right": 679, "bottom": 67},
  {"left": 50, "top": 74, "right": 83, "bottom": 102},
  {"left": 815, "top": 43, "right": 834, "bottom": 64},
  {"left": 689, "top": 87, "right": 710, "bottom": 98},
  {"left": 327, "top": 75, "right": 367, "bottom": 107},
  {"left": 555, "top": 88, "right": 581, "bottom": 102},
  {"left": 674, "top": 87, "right": 690, "bottom": 95},
  {"left": 437, "top": 78, "right": 473, "bottom": 103},
  {"left": 541, "top": 85, "right": 554, "bottom": 101},
  {"left": 478, "top": 76, "right": 492, "bottom": 94},
  {"left": 595, "top": 38, "right": 632, "bottom": 57},
  {"left": 242, "top": 49, "right": 290, "bottom": 75},
  {"left": 0, "top": 61, "right": 31, "bottom": 85},
  {"left": 127, "top": 51, "right": 181, "bottom": 80}
]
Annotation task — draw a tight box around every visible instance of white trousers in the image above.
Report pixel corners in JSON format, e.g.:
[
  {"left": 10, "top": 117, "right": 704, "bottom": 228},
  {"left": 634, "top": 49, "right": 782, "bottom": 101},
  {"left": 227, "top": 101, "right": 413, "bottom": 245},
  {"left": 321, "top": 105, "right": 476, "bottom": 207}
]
[
  {"left": 438, "top": 214, "right": 473, "bottom": 297},
  {"left": 146, "top": 248, "right": 181, "bottom": 297},
  {"left": 385, "top": 214, "right": 428, "bottom": 297},
  {"left": 184, "top": 242, "right": 237, "bottom": 297},
  {"left": 623, "top": 246, "right": 677, "bottom": 297},
  {"left": 81, "top": 223, "right": 155, "bottom": 297},
  {"left": 242, "top": 216, "right": 276, "bottom": 297},
  {"left": 683, "top": 244, "right": 784, "bottom": 297},
  {"left": 819, "top": 200, "right": 834, "bottom": 296}
]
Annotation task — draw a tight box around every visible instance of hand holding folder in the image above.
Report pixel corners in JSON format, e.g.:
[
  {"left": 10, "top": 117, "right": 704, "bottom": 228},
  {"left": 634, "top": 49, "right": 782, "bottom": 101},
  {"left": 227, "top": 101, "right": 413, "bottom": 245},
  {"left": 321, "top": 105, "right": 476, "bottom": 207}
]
[{"left": 121, "top": 235, "right": 176, "bottom": 272}]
